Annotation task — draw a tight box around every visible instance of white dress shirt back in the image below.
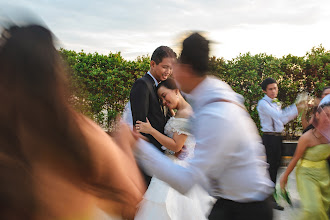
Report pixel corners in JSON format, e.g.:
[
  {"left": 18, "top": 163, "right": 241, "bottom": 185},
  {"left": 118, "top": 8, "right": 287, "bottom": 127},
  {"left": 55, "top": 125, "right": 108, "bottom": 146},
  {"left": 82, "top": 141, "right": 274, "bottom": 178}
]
[{"left": 136, "top": 76, "right": 274, "bottom": 202}]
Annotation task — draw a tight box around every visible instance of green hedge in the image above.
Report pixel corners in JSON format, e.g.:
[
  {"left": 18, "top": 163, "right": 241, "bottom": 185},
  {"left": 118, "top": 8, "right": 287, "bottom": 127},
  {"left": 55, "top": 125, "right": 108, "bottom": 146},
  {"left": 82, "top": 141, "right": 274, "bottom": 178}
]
[
  {"left": 59, "top": 46, "right": 329, "bottom": 138},
  {"left": 60, "top": 49, "right": 149, "bottom": 129}
]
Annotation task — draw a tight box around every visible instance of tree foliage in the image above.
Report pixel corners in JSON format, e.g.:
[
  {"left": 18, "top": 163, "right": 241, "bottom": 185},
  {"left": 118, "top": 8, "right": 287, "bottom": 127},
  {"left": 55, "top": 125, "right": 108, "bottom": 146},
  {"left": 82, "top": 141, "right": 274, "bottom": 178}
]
[
  {"left": 60, "top": 49, "right": 149, "bottom": 129},
  {"left": 59, "top": 46, "right": 329, "bottom": 137}
]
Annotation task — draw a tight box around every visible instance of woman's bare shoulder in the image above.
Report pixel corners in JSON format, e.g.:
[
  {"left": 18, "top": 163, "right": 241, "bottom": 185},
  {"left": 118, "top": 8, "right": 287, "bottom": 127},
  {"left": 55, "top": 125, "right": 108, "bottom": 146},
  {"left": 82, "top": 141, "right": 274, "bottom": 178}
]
[
  {"left": 298, "top": 129, "right": 320, "bottom": 148},
  {"left": 175, "top": 108, "right": 192, "bottom": 119}
]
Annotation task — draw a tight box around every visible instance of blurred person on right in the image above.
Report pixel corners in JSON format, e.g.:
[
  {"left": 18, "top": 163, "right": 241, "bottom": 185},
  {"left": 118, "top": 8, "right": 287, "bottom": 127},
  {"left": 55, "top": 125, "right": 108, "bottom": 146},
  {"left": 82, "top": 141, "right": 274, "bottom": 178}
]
[
  {"left": 133, "top": 33, "right": 274, "bottom": 220},
  {"left": 0, "top": 24, "right": 145, "bottom": 219},
  {"left": 280, "top": 95, "right": 330, "bottom": 220},
  {"left": 301, "top": 86, "right": 330, "bottom": 131}
]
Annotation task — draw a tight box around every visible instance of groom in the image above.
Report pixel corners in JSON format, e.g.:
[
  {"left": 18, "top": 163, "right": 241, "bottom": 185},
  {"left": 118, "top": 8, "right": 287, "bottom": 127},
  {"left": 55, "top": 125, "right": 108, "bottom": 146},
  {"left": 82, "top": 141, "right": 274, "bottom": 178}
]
[
  {"left": 133, "top": 33, "right": 274, "bottom": 220},
  {"left": 130, "top": 46, "right": 176, "bottom": 185}
]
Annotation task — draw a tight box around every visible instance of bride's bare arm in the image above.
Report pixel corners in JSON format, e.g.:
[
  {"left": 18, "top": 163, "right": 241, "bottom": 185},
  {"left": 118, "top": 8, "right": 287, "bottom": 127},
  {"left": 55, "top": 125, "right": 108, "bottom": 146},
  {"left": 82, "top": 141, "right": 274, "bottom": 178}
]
[{"left": 136, "top": 118, "right": 187, "bottom": 152}]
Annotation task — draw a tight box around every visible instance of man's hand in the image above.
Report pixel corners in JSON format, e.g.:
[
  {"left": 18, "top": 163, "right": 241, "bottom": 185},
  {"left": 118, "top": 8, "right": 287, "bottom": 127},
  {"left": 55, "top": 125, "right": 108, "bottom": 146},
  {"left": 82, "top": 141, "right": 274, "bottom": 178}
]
[
  {"left": 296, "top": 100, "right": 308, "bottom": 114},
  {"left": 132, "top": 129, "right": 150, "bottom": 142},
  {"left": 112, "top": 120, "right": 138, "bottom": 152}
]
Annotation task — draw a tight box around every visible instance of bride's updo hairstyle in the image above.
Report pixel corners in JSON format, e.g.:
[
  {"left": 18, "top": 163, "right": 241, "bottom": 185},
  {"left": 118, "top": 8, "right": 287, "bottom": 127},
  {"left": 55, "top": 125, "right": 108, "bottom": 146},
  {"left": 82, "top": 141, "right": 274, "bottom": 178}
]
[{"left": 157, "top": 77, "right": 178, "bottom": 91}]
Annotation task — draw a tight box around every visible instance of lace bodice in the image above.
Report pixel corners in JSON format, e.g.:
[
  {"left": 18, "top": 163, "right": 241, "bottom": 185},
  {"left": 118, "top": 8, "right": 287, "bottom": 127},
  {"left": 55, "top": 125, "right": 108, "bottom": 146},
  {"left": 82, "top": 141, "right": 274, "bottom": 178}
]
[{"left": 162, "top": 117, "right": 195, "bottom": 160}]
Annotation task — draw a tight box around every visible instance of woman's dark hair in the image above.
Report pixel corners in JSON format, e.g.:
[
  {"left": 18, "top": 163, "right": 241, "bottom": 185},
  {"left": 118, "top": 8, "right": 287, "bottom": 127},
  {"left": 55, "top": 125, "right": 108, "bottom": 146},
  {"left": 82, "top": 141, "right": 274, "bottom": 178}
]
[
  {"left": 151, "top": 46, "right": 177, "bottom": 65},
  {"left": 0, "top": 25, "right": 127, "bottom": 214},
  {"left": 318, "top": 102, "right": 330, "bottom": 111},
  {"left": 302, "top": 124, "right": 315, "bottom": 133},
  {"left": 0, "top": 24, "right": 93, "bottom": 179},
  {"left": 157, "top": 77, "right": 178, "bottom": 91},
  {"left": 312, "top": 102, "right": 330, "bottom": 128},
  {"left": 303, "top": 99, "right": 329, "bottom": 133},
  {"left": 0, "top": 154, "right": 35, "bottom": 219},
  {"left": 321, "top": 86, "right": 330, "bottom": 96},
  {"left": 179, "top": 32, "right": 209, "bottom": 76},
  {"left": 261, "top": 78, "right": 277, "bottom": 91}
]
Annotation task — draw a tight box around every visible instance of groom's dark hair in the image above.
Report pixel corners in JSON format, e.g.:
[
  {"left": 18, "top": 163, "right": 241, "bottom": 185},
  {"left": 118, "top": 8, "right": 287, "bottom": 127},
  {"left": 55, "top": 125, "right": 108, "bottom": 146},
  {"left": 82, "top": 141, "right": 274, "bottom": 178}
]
[
  {"left": 151, "top": 46, "right": 177, "bottom": 65},
  {"left": 261, "top": 78, "right": 277, "bottom": 91},
  {"left": 179, "top": 32, "right": 209, "bottom": 77}
]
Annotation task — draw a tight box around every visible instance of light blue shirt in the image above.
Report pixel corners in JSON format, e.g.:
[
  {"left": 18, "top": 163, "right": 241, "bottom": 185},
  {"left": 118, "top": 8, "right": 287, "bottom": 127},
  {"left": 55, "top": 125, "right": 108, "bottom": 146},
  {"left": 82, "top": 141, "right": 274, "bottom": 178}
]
[{"left": 257, "top": 95, "right": 298, "bottom": 133}]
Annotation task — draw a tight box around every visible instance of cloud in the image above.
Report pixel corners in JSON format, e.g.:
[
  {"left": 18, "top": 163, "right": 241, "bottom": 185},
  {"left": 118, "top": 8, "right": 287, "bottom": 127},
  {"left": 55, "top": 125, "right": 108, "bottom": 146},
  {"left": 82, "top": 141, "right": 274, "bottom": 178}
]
[{"left": 1, "top": 0, "right": 330, "bottom": 60}]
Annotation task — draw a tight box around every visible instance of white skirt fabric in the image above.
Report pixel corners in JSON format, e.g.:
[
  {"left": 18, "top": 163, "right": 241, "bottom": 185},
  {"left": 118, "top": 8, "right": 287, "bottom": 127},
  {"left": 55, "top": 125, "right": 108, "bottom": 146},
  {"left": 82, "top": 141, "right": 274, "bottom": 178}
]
[{"left": 135, "top": 156, "right": 215, "bottom": 220}]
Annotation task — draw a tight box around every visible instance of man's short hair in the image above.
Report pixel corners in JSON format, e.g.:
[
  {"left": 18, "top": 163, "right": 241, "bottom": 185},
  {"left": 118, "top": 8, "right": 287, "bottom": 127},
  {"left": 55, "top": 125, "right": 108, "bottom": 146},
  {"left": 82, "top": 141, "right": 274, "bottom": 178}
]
[
  {"left": 151, "top": 46, "right": 177, "bottom": 65},
  {"left": 179, "top": 33, "right": 209, "bottom": 76},
  {"left": 261, "top": 78, "right": 277, "bottom": 91}
]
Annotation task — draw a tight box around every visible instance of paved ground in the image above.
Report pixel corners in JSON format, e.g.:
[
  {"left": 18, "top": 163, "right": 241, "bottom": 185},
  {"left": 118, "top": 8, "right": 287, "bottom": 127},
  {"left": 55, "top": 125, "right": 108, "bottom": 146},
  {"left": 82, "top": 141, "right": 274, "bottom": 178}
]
[
  {"left": 97, "top": 167, "right": 304, "bottom": 220},
  {"left": 274, "top": 167, "right": 303, "bottom": 220}
]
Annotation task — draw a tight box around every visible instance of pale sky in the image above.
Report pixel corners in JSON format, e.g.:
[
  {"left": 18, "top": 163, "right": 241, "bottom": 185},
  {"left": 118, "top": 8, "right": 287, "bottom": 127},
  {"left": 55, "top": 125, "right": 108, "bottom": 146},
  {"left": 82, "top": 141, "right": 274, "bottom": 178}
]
[{"left": 1, "top": 0, "right": 330, "bottom": 60}]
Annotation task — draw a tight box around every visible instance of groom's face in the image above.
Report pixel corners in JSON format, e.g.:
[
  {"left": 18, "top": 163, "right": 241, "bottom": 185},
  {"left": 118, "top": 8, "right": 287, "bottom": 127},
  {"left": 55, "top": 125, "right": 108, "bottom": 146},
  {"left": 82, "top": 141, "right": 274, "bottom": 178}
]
[{"left": 151, "top": 57, "right": 175, "bottom": 82}]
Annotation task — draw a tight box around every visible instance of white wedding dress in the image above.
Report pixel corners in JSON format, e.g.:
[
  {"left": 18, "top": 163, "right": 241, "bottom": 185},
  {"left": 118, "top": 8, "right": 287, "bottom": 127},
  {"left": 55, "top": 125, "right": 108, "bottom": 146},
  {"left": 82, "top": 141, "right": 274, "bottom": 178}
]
[{"left": 135, "top": 117, "right": 215, "bottom": 220}]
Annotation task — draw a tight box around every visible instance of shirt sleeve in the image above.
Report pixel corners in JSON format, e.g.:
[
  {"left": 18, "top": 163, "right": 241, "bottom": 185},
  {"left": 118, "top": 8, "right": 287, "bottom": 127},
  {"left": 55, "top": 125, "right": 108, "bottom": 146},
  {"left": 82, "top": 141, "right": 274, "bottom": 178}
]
[
  {"left": 135, "top": 105, "right": 237, "bottom": 195},
  {"left": 130, "top": 80, "right": 149, "bottom": 125},
  {"left": 258, "top": 100, "right": 298, "bottom": 125}
]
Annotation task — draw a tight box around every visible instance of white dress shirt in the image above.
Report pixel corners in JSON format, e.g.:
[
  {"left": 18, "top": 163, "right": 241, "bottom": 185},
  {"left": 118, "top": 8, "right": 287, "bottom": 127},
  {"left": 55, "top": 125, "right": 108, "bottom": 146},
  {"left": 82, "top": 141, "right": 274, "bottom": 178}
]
[
  {"left": 135, "top": 76, "right": 274, "bottom": 202},
  {"left": 147, "top": 71, "right": 159, "bottom": 86},
  {"left": 257, "top": 95, "right": 298, "bottom": 133}
]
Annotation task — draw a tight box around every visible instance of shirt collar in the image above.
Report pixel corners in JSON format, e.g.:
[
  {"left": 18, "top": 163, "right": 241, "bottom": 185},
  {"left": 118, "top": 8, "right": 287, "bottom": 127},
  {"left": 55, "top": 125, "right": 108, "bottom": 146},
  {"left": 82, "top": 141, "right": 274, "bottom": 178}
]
[
  {"left": 147, "top": 71, "right": 159, "bottom": 86},
  {"left": 263, "top": 95, "right": 274, "bottom": 103},
  {"left": 189, "top": 76, "right": 210, "bottom": 110}
]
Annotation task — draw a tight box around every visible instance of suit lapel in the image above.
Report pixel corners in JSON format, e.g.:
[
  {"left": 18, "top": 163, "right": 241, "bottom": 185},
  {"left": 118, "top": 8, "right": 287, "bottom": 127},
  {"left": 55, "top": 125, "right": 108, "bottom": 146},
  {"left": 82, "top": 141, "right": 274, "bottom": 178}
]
[
  {"left": 143, "top": 74, "right": 164, "bottom": 116},
  {"left": 144, "top": 74, "right": 158, "bottom": 99}
]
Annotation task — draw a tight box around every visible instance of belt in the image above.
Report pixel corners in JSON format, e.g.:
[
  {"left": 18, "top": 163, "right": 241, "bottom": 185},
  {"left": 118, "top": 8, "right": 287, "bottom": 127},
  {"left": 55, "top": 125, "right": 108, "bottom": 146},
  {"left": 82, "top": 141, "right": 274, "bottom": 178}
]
[
  {"left": 263, "top": 132, "right": 282, "bottom": 136},
  {"left": 300, "top": 159, "right": 327, "bottom": 168}
]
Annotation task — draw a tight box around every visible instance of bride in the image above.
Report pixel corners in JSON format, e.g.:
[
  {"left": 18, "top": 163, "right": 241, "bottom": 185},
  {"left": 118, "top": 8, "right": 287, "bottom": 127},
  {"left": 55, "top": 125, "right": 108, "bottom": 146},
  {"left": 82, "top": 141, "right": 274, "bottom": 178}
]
[{"left": 134, "top": 78, "right": 214, "bottom": 220}]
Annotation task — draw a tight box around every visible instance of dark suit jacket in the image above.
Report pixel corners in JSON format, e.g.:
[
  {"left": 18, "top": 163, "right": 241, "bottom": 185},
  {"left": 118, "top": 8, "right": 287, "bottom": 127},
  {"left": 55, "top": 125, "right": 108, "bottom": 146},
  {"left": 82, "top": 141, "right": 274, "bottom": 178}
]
[{"left": 130, "top": 73, "right": 167, "bottom": 152}]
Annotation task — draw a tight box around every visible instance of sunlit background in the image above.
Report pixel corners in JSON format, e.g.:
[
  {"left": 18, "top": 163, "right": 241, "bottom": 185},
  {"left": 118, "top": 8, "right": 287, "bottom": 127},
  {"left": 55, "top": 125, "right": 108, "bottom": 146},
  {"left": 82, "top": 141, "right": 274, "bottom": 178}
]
[{"left": 1, "top": 0, "right": 330, "bottom": 60}]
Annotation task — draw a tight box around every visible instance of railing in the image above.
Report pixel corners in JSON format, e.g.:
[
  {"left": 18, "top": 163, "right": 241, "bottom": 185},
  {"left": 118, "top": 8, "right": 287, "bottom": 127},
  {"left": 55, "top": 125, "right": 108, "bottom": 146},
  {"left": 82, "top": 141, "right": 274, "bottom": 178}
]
[{"left": 281, "top": 140, "right": 298, "bottom": 166}]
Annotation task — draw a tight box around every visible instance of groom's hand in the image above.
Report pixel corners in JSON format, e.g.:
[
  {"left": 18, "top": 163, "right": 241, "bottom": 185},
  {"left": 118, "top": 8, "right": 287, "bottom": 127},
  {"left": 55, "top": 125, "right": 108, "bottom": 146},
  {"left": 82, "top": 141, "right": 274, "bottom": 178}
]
[
  {"left": 112, "top": 121, "right": 137, "bottom": 151},
  {"left": 132, "top": 129, "right": 150, "bottom": 143}
]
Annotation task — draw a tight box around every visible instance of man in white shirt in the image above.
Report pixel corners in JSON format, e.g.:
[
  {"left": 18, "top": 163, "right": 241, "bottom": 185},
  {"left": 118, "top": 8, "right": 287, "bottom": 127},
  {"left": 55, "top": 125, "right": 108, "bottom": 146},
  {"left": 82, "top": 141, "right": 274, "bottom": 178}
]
[
  {"left": 134, "top": 33, "right": 274, "bottom": 220},
  {"left": 257, "top": 78, "right": 301, "bottom": 210}
]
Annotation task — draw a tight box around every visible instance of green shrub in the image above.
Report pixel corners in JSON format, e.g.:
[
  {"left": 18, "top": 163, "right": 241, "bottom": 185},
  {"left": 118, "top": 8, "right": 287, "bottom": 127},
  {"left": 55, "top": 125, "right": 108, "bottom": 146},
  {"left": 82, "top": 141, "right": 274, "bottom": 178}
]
[{"left": 59, "top": 46, "right": 329, "bottom": 137}]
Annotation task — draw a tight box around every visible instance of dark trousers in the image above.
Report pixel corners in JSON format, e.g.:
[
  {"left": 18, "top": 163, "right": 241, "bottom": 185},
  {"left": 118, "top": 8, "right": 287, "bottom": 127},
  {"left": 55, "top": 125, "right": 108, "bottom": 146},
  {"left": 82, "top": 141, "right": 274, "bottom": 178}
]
[
  {"left": 208, "top": 197, "right": 273, "bottom": 220},
  {"left": 262, "top": 134, "right": 282, "bottom": 185}
]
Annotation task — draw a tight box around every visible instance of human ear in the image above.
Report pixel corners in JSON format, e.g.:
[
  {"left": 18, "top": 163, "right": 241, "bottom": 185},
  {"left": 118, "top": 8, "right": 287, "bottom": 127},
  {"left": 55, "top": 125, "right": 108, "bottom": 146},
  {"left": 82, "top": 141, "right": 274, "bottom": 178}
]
[
  {"left": 150, "top": 60, "right": 156, "bottom": 68},
  {"left": 315, "top": 111, "right": 320, "bottom": 120}
]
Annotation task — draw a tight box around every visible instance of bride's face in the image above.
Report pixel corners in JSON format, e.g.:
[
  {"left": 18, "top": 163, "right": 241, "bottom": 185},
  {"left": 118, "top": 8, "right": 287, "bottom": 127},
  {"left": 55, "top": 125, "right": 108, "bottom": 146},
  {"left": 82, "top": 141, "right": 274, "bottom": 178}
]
[{"left": 157, "top": 86, "right": 179, "bottom": 110}]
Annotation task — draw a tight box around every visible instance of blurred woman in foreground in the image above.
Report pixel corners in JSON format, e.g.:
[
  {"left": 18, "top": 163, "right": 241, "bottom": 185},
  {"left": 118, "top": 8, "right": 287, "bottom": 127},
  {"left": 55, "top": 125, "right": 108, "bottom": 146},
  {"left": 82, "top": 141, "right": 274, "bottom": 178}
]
[{"left": 0, "top": 24, "right": 145, "bottom": 219}]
